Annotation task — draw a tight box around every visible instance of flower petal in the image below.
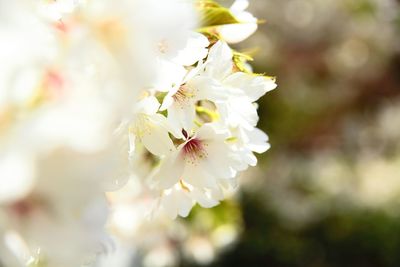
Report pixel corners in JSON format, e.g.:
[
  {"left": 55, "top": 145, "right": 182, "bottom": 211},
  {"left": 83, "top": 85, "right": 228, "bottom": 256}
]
[
  {"left": 205, "top": 41, "right": 233, "bottom": 80},
  {"left": 152, "top": 152, "right": 185, "bottom": 189}
]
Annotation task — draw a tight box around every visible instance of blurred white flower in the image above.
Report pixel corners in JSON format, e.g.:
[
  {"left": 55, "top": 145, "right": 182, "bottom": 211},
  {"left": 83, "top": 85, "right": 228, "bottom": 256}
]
[
  {"left": 0, "top": 149, "right": 117, "bottom": 267},
  {"left": 38, "top": 0, "right": 81, "bottom": 21}
]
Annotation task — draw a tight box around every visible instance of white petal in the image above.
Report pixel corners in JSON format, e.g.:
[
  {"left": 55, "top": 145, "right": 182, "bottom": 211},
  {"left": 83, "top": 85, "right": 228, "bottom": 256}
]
[
  {"left": 152, "top": 152, "right": 185, "bottom": 189},
  {"left": 230, "top": 152, "right": 249, "bottom": 171},
  {"left": 204, "top": 142, "right": 237, "bottom": 179},
  {"left": 224, "top": 72, "right": 277, "bottom": 102},
  {"left": 231, "top": 0, "right": 249, "bottom": 11},
  {"left": 160, "top": 85, "right": 179, "bottom": 111},
  {"left": 247, "top": 128, "right": 271, "bottom": 153},
  {"left": 210, "top": 187, "right": 224, "bottom": 201},
  {"left": 183, "top": 164, "right": 218, "bottom": 189},
  {"left": 172, "top": 32, "right": 209, "bottom": 66},
  {"left": 217, "top": 98, "right": 259, "bottom": 130},
  {"left": 241, "top": 149, "right": 258, "bottom": 167},
  {"left": 183, "top": 59, "right": 207, "bottom": 83},
  {"left": 141, "top": 124, "right": 175, "bottom": 156},
  {"left": 160, "top": 192, "right": 178, "bottom": 219},
  {"left": 219, "top": 20, "right": 257, "bottom": 44},
  {"left": 196, "top": 123, "right": 229, "bottom": 141},
  {"left": 205, "top": 41, "right": 233, "bottom": 80},
  {"left": 159, "top": 188, "right": 194, "bottom": 219},
  {"left": 136, "top": 96, "right": 161, "bottom": 115},
  {"left": 176, "top": 190, "right": 195, "bottom": 217},
  {"left": 191, "top": 188, "right": 219, "bottom": 208},
  {"left": 128, "top": 130, "right": 136, "bottom": 158},
  {"left": 167, "top": 101, "right": 196, "bottom": 132},
  {"left": 219, "top": 2, "right": 258, "bottom": 44},
  {"left": 153, "top": 59, "right": 186, "bottom": 92},
  {"left": 190, "top": 76, "right": 230, "bottom": 103},
  {"left": 218, "top": 178, "right": 238, "bottom": 190}
]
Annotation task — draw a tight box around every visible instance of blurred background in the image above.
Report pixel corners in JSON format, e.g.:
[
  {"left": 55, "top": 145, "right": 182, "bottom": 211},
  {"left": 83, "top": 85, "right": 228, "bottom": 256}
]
[{"left": 177, "top": 0, "right": 400, "bottom": 266}]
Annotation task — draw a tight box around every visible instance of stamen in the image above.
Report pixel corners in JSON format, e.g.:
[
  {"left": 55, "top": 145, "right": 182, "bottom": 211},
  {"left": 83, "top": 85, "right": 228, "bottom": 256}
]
[
  {"left": 158, "top": 40, "right": 169, "bottom": 54},
  {"left": 172, "top": 84, "right": 195, "bottom": 105},
  {"left": 182, "top": 138, "right": 208, "bottom": 164},
  {"left": 179, "top": 180, "right": 191, "bottom": 192},
  {"left": 131, "top": 114, "right": 152, "bottom": 138}
]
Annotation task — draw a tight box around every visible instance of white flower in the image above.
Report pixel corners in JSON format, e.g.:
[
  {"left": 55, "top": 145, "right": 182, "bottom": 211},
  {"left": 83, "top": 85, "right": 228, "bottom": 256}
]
[
  {"left": 147, "top": 0, "right": 198, "bottom": 61},
  {"left": 160, "top": 63, "right": 229, "bottom": 134},
  {"left": 148, "top": 40, "right": 276, "bottom": 218},
  {"left": 125, "top": 96, "right": 174, "bottom": 157},
  {"left": 152, "top": 32, "right": 209, "bottom": 92},
  {"left": 218, "top": 0, "right": 258, "bottom": 44},
  {"left": 217, "top": 74, "right": 276, "bottom": 130},
  {"left": 203, "top": 41, "right": 277, "bottom": 129},
  {"left": 152, "top": 59, "right": 188, "bottom": 93},
  {"left": 0, "top": 148, "right": 123, "bottom": 267},
  {"left": 156, "top": 183, "right": 224, "bottom": 219},
  {"left": 152, "top": 123, "right": 239, "bottom": 192},
  {"left": 157, "top": 185, "right": 195, "bottom": 219},
  {"left": 229, "top": 126, "right": 271, "bottom": 171},
  {"left": 172, "top": 32, "right": 210, "bottom": 67},
  {"left": 159, "top": 40, "right": 241, "bottom": 134}
]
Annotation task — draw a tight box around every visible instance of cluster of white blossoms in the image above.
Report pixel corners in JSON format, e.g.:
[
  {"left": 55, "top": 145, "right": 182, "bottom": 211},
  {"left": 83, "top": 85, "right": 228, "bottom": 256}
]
[{"left": 0, "top": 0, "right": 276, "bottom": 266}]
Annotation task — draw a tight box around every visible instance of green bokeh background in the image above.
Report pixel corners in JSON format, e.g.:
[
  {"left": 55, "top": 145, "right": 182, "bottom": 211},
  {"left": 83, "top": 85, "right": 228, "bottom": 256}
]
[{"left": 185, "top": 0, "right": 400, "bottom": 266}]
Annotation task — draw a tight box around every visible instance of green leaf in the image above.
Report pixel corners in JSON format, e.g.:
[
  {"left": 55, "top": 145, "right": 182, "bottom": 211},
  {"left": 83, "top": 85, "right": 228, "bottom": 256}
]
[
  {"left": 197, "top": 0, "right": 240, "bottom": 27},
  {"left": 197, "top": 27, "right": 219, "bottom": 39},
  {"left": 233, "top": 51, "right": 254, "bottom": 73}
]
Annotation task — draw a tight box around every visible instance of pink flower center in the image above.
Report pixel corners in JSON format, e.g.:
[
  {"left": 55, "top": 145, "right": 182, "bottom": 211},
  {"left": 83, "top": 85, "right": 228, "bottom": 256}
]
[
  {"left": 9, "top": 198, "right": 37, "bottom": 217},
  {"left": 45, "top": 70, "right": 64, "bottom": 90},
  {"left": 8, "top": 195, "right": 46, "bottom": 218},
  {"left": 10, "top": 200, "right": 33, "bottom": 217},
  {"left": 54, "top": 20, "right": 69, "bottom": 33},
  {"left": 182, "top": 138, "right": 208, "bottom": 163}
]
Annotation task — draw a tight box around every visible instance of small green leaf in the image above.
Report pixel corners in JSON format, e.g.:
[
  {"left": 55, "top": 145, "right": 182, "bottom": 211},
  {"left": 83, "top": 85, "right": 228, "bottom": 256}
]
[
  {"left": 197, "top": 27, "right": 221, "bottom": 43},
  {"left": 197, "top": 0, "right": 240, "bottom": 27},
  {"left": 155, "top": 91, "right": 167, "bottom": 104},
  {"left": 233, "top": 51, "right": 254, "bottom": 73}
]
